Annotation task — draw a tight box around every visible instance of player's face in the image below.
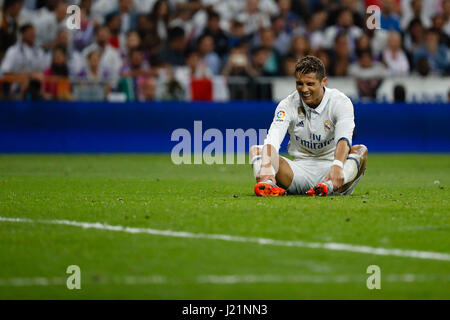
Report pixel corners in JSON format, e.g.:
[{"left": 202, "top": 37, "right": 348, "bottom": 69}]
[{"left": 296, "top": 72, "right": 327, "bottom": 108}]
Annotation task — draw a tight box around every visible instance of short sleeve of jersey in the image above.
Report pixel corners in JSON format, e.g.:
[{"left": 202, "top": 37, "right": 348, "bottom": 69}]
[
  {"left": 264, "top": 100, "right": 293, "bottom": 152},
  {"left": 333, "top": 96, "right": 355, "bottom": 147}
]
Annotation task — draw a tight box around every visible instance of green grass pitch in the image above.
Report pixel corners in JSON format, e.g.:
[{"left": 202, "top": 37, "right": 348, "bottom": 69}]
[{"left": 0, "top": 154, "right": 449, "bottom": 299}]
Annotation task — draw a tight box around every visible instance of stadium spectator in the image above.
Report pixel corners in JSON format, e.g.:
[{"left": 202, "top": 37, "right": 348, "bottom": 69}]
[
  {"left": 117, "top": 0, "right": 137, "bottom": 34},
  {"left": 431, "top": 13, "right": 450, "bottom": 46},
  {"left": 282, "top": 53, "right": 296, "bottom": 76},
  {"left": 199, "top": 10, "right": 229, "bottom": 57},
  {"left": 287, "top": 34, "right": 311, "bottom": 61},
  {"left": 323, "top": 7, "right": 363, "bottom": 57},
  {"left": 40, "top": 1, "right": 71, "bottom": 52},
  {"left": 157, "top": 26, "right": 187, "bottom": 66},
  {"left": 221, "top": 45, "right": 256, "bottom": 78},
  {"left": 315, "top": 48, "right": 331, "bottom": 73},
  {"left": 73, "top": 5, "right": 97, "bottom": 52},
  {"left": 196, "top": 34, "right": 221, "bottom": 75},
  {"left": 82, "top": 25, "right": 122, "bottom": 88},
  {"left": 136, "top": 13, "right": 162, "bottom": 58},
  {"left": 0, "top": 0, "right": 23, "bottom": 61},
  {"left": 328, "top": 33, "right": 352, "bottom": 77},
  {"left": 91, "top": 0, "right": 118, "bottom": 25},
  {"left": 185, "top": 49, "right": 212, "bottom": 78},
  {"left": 298, "top": 9, "right": 327, "bottom": 51},
  {"left": 251, "top": 46, "right": 270, "bottom": 76},
  {"left": 237, "top": 0, "right": 271, "bottom": 36},
  {"left": 185, "top": 0, "right": 208, "bottom": 39},
  {"left": 30, "top": 0, "right": 65, "bottom": 49},
  {"left": 379, "top": 0, "right": 401, "bottom": 32},
  {"left": 355, "top": 33, "right": 373, "bottom": 58},
  {"left": 413, "top": 28, "right": 449, "bottom": 75},
  {"left": 77, "top": 50, "right": 111, "bottom": 92},
  {"left": 169, "top": 2, "right": 195, "bottom": 42},
  {"left": 227, "top": 19, "right": 251, "bottom": 49},
  {"left": 382, "top": 31, "right": 410, "bottom": 76},
  {"left": 137, "top": 75, "right": 157, "bottom": 101},
  {"left": 43, "top": 45, "right": 71, "bottom": 100},
  {"left": 276, "top": 0, "right": 298, "bottom": 33},
  {"left": 258, "top": 28, "right": 282, "bottom": 76},
  {"left": 443, "top": 0, "right": 450, "bottom": 36},
  {"left": 328, "top": 0, "right": 365, "bottom": 29},
  {"left": 403, "top": 18, "right": 425, "bottom": 60},
  {"left": 120, "top": 47, "right": 150, "bottom": 78},
  {"left": 349, "top": 49, "right": 388, "bottom": 99},
  {"left": 0, "top": 23, "right": 50, "bottom": 100},
  {"left": 133, "top": 0, "right": 157, "bottom": 15},
  {"left": 149, "top": 0, "right": 170, "bottom": 41},
  {"left": 105, "top": 12, "right": 122, "bottom": 49},
  {"left": 270, "top": 15, "right": 292, "bottom": 56},
  {"left": 401, "top": 0, "right": 432, "bottom": 31},
  {"left": 79, "top": 0, "right": 93, "bottom": 17},
  {"left": 121, "top": 30, "right": 142, "bottom": 60},
  {"left": 53, "top": 28, "right": 84, "bottom": 77}
]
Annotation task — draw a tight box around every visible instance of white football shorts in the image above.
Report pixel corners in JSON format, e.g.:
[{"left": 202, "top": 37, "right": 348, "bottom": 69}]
[{"left": 281, "top": 156, "right": 363, "bottom": 196}]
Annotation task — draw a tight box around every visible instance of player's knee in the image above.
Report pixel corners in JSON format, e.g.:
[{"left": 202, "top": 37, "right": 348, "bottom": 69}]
[{"left": 351, "top": 145, "right": 368, "bottom": 158}]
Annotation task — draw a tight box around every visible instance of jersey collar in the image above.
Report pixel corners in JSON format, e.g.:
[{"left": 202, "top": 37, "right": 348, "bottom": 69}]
[{"left": 301, "top": 87, "right": 329, "bottom": 114}]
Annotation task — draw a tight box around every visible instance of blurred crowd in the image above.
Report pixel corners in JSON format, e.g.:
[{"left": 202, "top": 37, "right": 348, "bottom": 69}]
[{"left": 0, "top": 0, "right": 449, "bottom": 101}]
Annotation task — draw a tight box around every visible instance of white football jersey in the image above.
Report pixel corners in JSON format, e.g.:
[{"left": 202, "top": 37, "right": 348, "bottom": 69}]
[{"left": 264, "top": 87, "right": 355, "bottom": 160}]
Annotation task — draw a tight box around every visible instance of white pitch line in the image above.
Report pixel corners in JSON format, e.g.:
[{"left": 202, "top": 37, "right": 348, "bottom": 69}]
[
  {"left": 1, "top": 216, "right": 450, "bottom": 262},
  {"left": 0, "top": 274, "right": 449, "bottom": 287}
]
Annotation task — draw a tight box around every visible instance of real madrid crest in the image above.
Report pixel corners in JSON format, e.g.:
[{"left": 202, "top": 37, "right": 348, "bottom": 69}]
[
  {"left": 298, "top": 107, "right": 306, "bottom": 120},
  {"left": 324, "top": 120, "right": 331, "bottom": 131}
]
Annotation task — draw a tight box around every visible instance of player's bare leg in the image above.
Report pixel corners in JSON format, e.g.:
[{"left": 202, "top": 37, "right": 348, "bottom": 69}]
[
  {"left": 307, "top": 145, "right": 368, "bottom": 196},
  {"left": 251, "top": 146, "right": 294, "bottom": 197}
]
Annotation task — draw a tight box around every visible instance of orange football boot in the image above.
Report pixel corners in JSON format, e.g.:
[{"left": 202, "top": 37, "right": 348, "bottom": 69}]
[
  {"left": 306, "top": 183, "right": 329, "bottom": 197},
  {"left": 254, "top": 182, "right": 287, "bottom": 197}
]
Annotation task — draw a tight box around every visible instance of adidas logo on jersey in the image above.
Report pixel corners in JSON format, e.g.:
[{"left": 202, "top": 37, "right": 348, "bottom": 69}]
[{"left": 296, "top": 121, "right": 304, "bottom": 127}]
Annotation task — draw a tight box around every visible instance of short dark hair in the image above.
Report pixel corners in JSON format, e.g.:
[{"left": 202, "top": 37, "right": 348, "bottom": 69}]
[
  {"left": 19, "top": 23, "right": 33, "bottom": 34},
  {"left": 295, "top": 55, "right": 326, "bottom": 80}
]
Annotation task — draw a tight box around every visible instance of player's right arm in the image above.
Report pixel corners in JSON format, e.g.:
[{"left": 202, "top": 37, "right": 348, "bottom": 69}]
[{"left": 259, "top": 102, "right": 292, "bottom": 183}]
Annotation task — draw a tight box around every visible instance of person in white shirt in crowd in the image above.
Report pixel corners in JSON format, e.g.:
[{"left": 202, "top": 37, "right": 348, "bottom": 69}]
[
  {"left": 1, "top": 23, "right": 50, "bottom": 74},
  {"left": 90, "top": 0, "right": 118, "bottom": 24},
  {"left": 133, "top": 0, "right": 156, "bottom": 14},
  {"left": 382, "top": 31, "right": 410, "bottom": 76},
  {"left": 237, "top": 0, "right": 271, "bottom": 36},
  {"left": 251, "top": 55, "right": 368, "bottom": 197},
  {"left": 24, "top": 0, "right": 59, "bottom": 49},
  {"left": 349, "top": 49, "right": 389, "bottom": 99},
  {"left": 82, "top": 25, "right": 122, "bottom": 88},
  {"left": 401, "top": 0, "right": 438, "bottom": 31},
  {"left": 0, "top": 23, "right": 51, "bottom": 99}
]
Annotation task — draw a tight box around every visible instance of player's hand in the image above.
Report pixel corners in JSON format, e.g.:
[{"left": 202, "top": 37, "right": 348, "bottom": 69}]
[{"left": 325, "top": 165, "right": 344, "bottom": 190}]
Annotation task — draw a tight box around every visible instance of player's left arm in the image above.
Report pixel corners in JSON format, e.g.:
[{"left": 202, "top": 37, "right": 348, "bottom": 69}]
[{"left": 325, "top": 97, "right": 355, "bottom": 189}]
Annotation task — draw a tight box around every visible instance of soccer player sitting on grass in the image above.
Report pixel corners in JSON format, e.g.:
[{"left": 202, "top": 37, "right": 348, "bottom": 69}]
[{"left": 251, "top": 56, "right": 368, "bottom": 197}]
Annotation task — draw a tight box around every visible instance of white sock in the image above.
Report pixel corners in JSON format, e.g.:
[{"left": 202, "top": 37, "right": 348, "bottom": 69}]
[
  {"left": 251, "top": 155, "right": 276, "bottom": 180},
  {"left": 324, "top": 156, "right": 360, "bottom": 194},
  {"left": 343, "top": 156, "right": 359, "bottom": 184},
  {"left": 251, "top": 155, "right": 262, "bottom": 179}
]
